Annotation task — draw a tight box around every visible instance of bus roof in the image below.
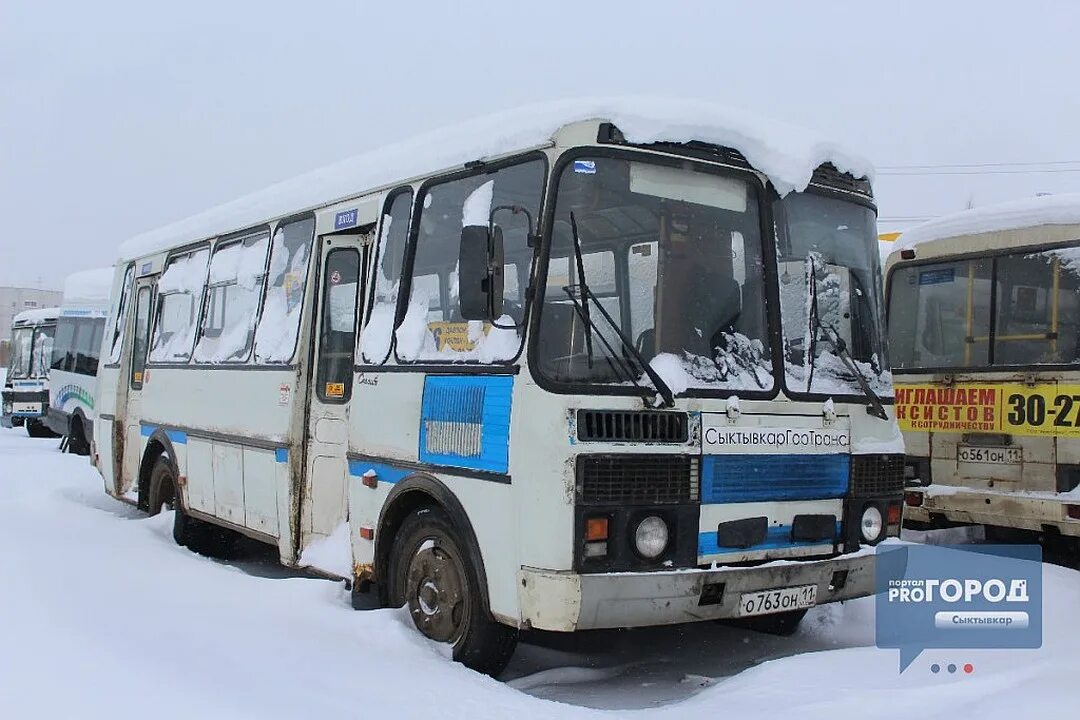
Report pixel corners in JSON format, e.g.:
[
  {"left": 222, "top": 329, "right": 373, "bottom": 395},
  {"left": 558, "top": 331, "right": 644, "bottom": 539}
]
[
  {"left": 895, "top": 192, "right": 1080, "bottom": 254},
  {"left": 61, "top": 267, "right": 113, "bottom": 309},
  {"left": 117, "top": 96, "right": 874, "bottom": 262},
  {"left": 13, "top": 307, "right": 60, "bottom": 326}
]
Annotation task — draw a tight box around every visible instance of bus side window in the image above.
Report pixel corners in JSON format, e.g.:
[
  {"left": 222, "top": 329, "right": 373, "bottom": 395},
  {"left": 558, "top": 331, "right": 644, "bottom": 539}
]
[
  {"left": 108, "top": 265, "right": 135, "bottom": 365},
  {"left": 254, "top": 217, "right": 315, "bottom": 364},
  {"left": 360, "top": 188, "right": 412, "bottom": 364},
  {"left": 316, "top": 248, "right": 361, "bottom": 403},
  {"left": 131, "top": 286, "right": 153, "bottom": 389},
  {"left": 51, "top": 318, "right": 76, "bottom": 372}
]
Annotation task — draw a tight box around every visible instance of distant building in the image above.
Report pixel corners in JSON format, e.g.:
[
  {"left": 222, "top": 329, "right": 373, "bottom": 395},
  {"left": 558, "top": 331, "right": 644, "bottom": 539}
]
[{"left": 0, "top": 286, "right": 63, "bottom": 368}]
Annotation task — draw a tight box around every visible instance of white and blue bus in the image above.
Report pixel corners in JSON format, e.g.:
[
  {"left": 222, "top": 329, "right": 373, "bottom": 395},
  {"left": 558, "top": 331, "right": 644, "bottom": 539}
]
[
  {"left": 94, "top": 100, "right": 904, "bottom": 675},
  {"left": 2, "top": 307, "right": 60, "bottom": 437},
  {"left": 46, "top": 268, "right": 113, "bottom": 455}
]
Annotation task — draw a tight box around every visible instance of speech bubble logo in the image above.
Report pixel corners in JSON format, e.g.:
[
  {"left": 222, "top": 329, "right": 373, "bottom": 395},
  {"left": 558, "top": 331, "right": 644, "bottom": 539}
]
[{"left": 875, "top": 544, "right": 1042, "bottom": 672}]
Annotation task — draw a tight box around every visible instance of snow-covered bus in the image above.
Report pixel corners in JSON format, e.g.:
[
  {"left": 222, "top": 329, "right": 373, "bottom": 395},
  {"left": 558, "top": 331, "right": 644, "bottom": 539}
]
[
  {"left": 2, "top": 307, "right": 59, "bottom": 437},
  {"left": 46, "top": 268, "right": 113, "bottom": 455},
  {"left": 95, "top": 99, "right": 903, "bottom": 675},
  {"left": 887, "top": 193, "right": 1080, "bottom": 548}
]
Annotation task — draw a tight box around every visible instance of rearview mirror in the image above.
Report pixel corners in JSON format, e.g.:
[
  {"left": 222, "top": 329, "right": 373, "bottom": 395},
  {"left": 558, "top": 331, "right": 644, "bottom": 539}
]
[{"left": 458, "top": 225, "right": 504, "bottom": 321}]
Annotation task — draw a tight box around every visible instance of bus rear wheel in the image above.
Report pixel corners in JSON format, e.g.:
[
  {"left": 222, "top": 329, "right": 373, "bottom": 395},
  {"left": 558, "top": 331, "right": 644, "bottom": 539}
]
[
  {"left": 148, "top": 456, "right": 238, "bottom": 558},
  {"left": 67, "top": 416, "right": 90, "bottom": 456},
  {"left": 388, "top": 507, "right": 517, "bottom": 677},
  {"left": 26, "top": 419, "right": 54, "bottom": 438}
]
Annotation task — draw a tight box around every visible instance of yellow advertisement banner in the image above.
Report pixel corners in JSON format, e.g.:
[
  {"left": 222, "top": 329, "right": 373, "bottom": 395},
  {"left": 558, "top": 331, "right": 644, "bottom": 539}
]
[
  {"left": 427, "top": 321, "right": 492, "bottom": 352},
  {"left": 895, "top": 382, "right": 1080, "bottom": 438}
]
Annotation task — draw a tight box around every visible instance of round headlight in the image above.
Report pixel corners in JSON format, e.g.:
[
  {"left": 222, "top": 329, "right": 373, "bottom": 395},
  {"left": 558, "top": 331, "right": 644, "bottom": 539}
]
[
  {"left": 860, "top": 505, "right": 884, "bottom": 543},
  {"left": 634, "top": 515, "right": 669, "bottom": 559}
]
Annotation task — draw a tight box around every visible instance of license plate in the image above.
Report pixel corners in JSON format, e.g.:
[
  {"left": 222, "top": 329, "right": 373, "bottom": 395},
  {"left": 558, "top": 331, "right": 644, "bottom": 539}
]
[
  {"left": 957, "top": 445, "right": 1022, "bottom": 464},
  {"left": 12, "top": 402, "right": 42, "bottom": 415},
  {"left": 738, "top": 584, "right": 818, "bottom": 617}
]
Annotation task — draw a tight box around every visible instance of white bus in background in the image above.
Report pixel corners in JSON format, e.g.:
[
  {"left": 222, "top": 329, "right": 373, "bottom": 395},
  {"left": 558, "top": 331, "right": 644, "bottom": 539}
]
[
  {"left": 95, "top": 99, "right": 903, "bottom": 675},
  {"left": 2, "top": 307, "right": 59, "bottom": 437},
  {"left": 46, "top": 268, "right": 113, "bottom": 455},
  {"left": 887, "top": 193, "right": 1080, "bottom": 550}
]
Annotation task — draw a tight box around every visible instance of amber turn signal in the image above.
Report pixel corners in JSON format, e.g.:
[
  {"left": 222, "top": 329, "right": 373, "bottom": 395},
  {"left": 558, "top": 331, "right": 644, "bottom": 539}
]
[{"left": 585, "top": 516, "right": 609, "bottom": 542}]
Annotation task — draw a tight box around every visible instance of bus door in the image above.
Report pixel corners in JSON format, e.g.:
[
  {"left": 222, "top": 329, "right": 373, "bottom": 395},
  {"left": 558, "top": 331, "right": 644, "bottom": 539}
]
[
  {"left": 301, "top": 232, "right": 370, "bottom": 550},
  {"left": 120, "top": 278, "right": 156, "bottom": 500}
]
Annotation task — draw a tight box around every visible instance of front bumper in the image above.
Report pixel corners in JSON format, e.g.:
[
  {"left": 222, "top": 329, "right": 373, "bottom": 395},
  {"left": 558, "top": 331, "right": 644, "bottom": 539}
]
[
  {"left": 2, "top": 390, "right": 48, "bottom": 424},
  {"left": 905, "top": 486, "right": 1080, "bottom": 538},
  {"left": 518, "top": 550, "right": 876, "bottom": 631}
]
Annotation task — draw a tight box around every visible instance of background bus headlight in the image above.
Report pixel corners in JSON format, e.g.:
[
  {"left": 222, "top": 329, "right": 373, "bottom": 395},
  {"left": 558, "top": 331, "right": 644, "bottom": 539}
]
[
  {"left": 860, "top": 505, "right": 884, "bottom": 543},
  {"left": 634, "top": 515, "right": 669, "bottom": 558}
]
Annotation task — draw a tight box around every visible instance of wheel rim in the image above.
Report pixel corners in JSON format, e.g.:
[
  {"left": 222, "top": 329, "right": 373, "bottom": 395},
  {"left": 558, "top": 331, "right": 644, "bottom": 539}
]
[{"left": 404, "top": 539, "right": 468, "bottom": 644}]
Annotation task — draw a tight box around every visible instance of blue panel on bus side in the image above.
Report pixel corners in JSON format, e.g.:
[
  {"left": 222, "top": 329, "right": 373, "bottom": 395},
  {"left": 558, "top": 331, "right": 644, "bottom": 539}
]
[
  {"left": 347, "top": 459, "right": 411, "bottom": 485},
  {"left": 698, "top": 522, "right": 841, "bottom": 555},
  {"left": 701, "top": 454, "right": 849, "bottom": 503},
  {"left": 275, "top": 448, "right": 289, "bottom": 464},
  {"left": 418, "top": 375, "right": 513, "bottom": 475},
  {"left": 139, "top": 423, "right": 188, "bottom": 445}
]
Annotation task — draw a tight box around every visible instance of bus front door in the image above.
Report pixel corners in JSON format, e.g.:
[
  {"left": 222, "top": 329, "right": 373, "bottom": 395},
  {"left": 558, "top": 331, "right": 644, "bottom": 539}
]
[
  {"left": 300, "top": 233, "right": 369, "bottom": 561},
  {"left": 121, "top": 279, "right": 155, "bottom": 502}
]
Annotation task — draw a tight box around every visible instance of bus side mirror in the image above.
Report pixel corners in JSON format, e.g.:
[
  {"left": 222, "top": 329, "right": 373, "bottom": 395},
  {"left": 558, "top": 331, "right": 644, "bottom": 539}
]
[{"left": 458, "top": 225, "right": 504, "bottom": 321}]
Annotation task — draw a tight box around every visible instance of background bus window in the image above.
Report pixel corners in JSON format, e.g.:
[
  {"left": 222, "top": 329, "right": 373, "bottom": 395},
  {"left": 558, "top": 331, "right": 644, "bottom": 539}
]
[
  {"left": 51, "top": 318, "right": 105, "bottom": 376},
  {"left": 396, "top": 159, "right": 544, "bottom": 362},
  {"left": 889, "top": 259, "right": 992, "bottom": 369},
  {"left": 316, "top": 249, "right": 361, "bottom": 403},
  {"left": 149, "top": 248, "right": 210, "bottom": 363},
  {"left": 107, "top": 265, "right": 134, "bottom": 364},
  {"left": 194, "top": 232, "right": 270, "bottom": 364},
  {"left": 254, "top": 217, "right": 315, "bottom": 364},
  {"left": 360, "top": 189, "right": 412, "bottom": 363},
  {"left": 995, "top": 248, "right": 1080, "bottom": 365},
  {"left": 51, "top": 319, "right": 76, "bottom": 372},
  {"left": 131, "top": 286, "right": 152, "bottom": 388}
]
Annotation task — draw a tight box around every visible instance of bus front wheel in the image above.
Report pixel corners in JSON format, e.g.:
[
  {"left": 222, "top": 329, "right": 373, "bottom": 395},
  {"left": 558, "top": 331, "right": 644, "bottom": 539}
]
[{"left": 388, "top": 507, "right": 517, "bottom": 677}]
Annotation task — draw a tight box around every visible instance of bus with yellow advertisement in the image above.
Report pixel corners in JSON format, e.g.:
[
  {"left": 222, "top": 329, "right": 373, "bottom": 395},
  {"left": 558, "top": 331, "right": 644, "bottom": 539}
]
[{"left": 885, "top": 193, "right": 1080, "bottom": 548}]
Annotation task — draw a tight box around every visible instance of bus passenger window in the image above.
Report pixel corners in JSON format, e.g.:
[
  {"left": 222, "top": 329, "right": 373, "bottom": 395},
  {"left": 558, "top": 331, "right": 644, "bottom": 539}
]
[
  {"left": 51, "top": 318, "right": 76, "bottom": 372},
  {"left": 317, "top": 249, "right": 361, "bottom": 403},
  {"left": 254, "top": 217, "right": 315, "bottom": 364},
  {"left": 194, "top": 231, "right": 270, "bottom": 364},
  {"left": 996, "top": 248, "right": 1080, "bottom": 365},
  {"left": 361, "top": 189, "right": 412, "bottom": 363},
  {"left": 149, "top": 248, "right": 210, "bottom": 363}
]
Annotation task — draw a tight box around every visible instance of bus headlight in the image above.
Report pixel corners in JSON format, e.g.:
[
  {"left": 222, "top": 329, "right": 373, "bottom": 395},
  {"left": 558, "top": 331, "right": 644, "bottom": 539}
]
[
  {"left": 634, "top": 515, "right": 669, "bottom": 559},
  {"left": 860, "top": 505, "right": 884, "bottom": 543}
]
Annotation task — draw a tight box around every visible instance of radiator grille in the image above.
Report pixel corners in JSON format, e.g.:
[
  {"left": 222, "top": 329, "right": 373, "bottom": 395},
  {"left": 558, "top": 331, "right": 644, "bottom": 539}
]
[
  {"left": 578, "top": 454, "right": 698, "bottom": 505},
  {"left": 850, "top": 454, "right": 905, "bottom": 497},
  {"left": 577, "top": 410, "right": 688, "bottom": 443}
]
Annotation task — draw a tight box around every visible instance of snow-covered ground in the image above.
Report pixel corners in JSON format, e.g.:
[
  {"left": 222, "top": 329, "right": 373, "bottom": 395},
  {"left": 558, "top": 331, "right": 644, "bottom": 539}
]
[{"left": 1, "top": 425, "right": 1078, "bottom": 718}]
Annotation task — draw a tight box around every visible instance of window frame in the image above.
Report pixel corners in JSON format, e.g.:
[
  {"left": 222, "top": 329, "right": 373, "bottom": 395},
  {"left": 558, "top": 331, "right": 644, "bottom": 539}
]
[
  {"left": 104, "top": 264, "right": 135, "bottom": 368},
  {"left": 147, "top": 241, "right": 212, "bottom": 367},
  {"left": 192, "top": 226, "right": 272, "bottom": 365},
  {"left": 392, "top": 151, "right": 549, "bottom": 366},
  {"left": 316, "top": 246, "right": 363, "bottom": 403},
  {"left": 252, "top": 213, "right": 316, "bottom": 367},
  {"left": 886, "top": 237, "right": 1080, "bottom": 375},
  {"left": 361, "top": 186, "right": 415, "bottom": 365},
  {"left": 131, "top": 284, "right": 155, "bottom": 390},
  {"left": 527, "top": 145, "right": 782, "bottom": 402}
]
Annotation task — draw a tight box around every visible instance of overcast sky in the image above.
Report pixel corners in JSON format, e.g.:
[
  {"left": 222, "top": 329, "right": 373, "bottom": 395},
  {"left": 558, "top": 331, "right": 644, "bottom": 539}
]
[{"left": 4, "top": 0, "right": 1080, "bottom": 289}]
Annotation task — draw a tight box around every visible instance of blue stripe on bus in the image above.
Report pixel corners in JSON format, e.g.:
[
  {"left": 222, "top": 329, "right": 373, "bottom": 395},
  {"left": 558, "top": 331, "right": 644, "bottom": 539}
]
[
  {"left": 701, "top": 454, "right": 849, "bottom": 503},
  {"left": 347, "top": 459, "right": 410, "bottom": 485},
  {"left": 275, "top": 448, "right": 289, "bottom": 464},
  {"left": 698, "top": 522, "right": 841, "bottom": 556},
  {"left": 139, "top": 423, "right": 188, "bottom": 445}
]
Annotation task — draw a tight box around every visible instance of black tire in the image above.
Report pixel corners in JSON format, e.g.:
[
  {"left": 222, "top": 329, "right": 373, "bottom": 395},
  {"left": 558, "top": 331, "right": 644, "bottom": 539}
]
[
  {"left": 149, "top": 455, "right": 238, "bottom": 558},
  {"left": 727, "top": 608, "right": 809, "bottom": 636},
  {"left": 388, "top": 507, "right": 517, "bottom": 676},
  {"left": 67, "top": 417, "right": 91, "bottom": 456}
]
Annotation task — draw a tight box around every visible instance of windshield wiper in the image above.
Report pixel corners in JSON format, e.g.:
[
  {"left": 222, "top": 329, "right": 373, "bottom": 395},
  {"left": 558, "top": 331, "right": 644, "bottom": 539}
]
[
  {"left": 563, "top": 212, "right": 675, "bottom": 408},
  {"left": 805, "top": 255, "right": 888, "bottom": 420}
]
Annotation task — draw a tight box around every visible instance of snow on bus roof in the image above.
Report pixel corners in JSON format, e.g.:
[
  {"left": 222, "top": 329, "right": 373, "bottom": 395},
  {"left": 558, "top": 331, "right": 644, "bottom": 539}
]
[
  {"left": 896, "top": 192, "right": 1080, "bottom": 251},
  {"left": 13, "top": 307, "right": 59, "bottom": 326},
  {"left": 117, "top": 96, "right": 874, "bottom": 260},
  {"left": 62, "top": 267, "right": 114, "bottom": 307}
]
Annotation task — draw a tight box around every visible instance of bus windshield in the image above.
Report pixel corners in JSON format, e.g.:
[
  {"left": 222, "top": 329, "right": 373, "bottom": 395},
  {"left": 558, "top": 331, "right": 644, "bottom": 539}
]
[
  {"left": 9, "top": 325, "right": 55, "bottom": 380},
  {"left": 775, "top": 192, "right": 892, "bottom": 398},
  {"left": 534, "top": 156, "right": 773, "bottom": 395},
  {"left": 889, "top": 243, "right": 1080, "bottom": 370}
]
